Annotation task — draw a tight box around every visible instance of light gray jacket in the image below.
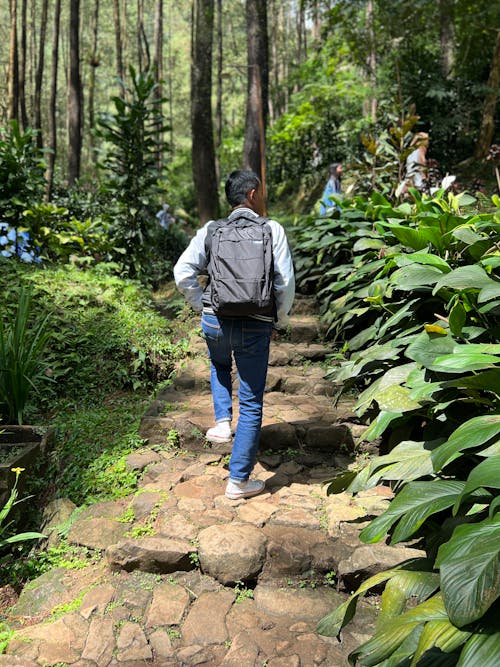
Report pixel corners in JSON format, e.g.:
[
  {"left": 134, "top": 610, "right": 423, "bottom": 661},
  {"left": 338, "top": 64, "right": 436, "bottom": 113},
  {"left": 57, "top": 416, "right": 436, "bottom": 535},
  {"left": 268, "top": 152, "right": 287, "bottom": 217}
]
[{"left": 174, "top": 207, "right": 295, "bottom": 328}]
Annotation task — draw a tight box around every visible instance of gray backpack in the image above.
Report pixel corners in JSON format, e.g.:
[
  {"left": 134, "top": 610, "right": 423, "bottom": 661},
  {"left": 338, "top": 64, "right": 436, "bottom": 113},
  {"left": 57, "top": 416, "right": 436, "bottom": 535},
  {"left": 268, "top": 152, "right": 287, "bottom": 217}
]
[{"left": 205, "top": 214, "right": 275, "bottom": 318}]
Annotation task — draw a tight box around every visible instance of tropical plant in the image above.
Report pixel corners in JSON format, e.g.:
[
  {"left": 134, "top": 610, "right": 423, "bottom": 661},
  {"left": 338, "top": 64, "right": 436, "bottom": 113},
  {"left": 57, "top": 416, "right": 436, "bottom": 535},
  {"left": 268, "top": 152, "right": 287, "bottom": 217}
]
[
  {"left": 0, "top": 468, "right": 45, "bottom": 549},
  {"left": 0, "top": 121, "right": 46, "bottom": 225},
  {"left": 292, "top": 186, "right": 500, "bottom": 664},
  {"left": 0, "top": 287, "right": 51, "bottom": 424},
  {"left": 20, "top": 203, "right": 113, "bottom": 264},
  {"left": 96, "top": 67, "right": 169, "bottom": 280}
]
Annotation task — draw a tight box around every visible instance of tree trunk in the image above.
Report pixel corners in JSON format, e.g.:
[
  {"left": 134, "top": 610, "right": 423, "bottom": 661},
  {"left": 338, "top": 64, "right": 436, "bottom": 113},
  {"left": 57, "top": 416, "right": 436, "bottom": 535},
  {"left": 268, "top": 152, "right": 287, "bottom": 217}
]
[
  {"left": 243, "top": 0, "right": 269, "bottom": 195},
  {"left": 8, "top": 0, "right": 19, "bottom": 122},
  {"left": 113, "top": 0, "right": 124, "bottom": 83},
  {"left": 34, "top": 0, "right": 49, "bottom": 148},
  {"left": 474, "top": 29, "right": 500, "bottom": 160},
  {"left": 215, "top": 0, "right": 223, "bottom": 177},
  {"left": 46, "top": 0, "right": 61, "bottom": 199},
  {"left": 364, "top": 0, "right": 377, "bottom": 121},
  {"left": 18, "top": 0, "right": 28, "bottom": 129},
  {"left": 439, "top": 0, "right": 454, "bottom": 79},
  {"left": 68, "top": 0, "right": 82, "bottom": 185},
  {"left": 191, "top": 0, "right": 220, "bottom": 222},
  {"left": 88, "top": 0, "right": 100, "bottom": 153},
  {"left": 153, "top": 0, "right": 164, "bottom": 172}
]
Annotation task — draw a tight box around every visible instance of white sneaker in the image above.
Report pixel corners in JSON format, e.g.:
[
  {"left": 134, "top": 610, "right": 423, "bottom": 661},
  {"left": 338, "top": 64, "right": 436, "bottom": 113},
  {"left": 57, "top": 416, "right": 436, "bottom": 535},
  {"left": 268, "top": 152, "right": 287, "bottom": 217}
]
[
  {"left": 225, "top": 478, "right": 265, "bottom": 500},
  {"left": 205, "top": 419, "right": 232, "bottom": 444}
]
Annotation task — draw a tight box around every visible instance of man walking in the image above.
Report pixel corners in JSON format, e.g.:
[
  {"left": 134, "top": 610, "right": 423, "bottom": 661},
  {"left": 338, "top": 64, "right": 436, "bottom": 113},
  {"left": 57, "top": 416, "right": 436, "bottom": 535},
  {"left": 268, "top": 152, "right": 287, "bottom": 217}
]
[{"left": 174, "top": 170, "right": 295, "bottom": 499}]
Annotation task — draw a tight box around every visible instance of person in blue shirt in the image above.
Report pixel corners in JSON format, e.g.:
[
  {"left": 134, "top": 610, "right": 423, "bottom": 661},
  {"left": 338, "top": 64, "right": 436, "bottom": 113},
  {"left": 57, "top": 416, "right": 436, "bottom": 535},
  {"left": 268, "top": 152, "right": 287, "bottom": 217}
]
[{"left": 319, "top": 162, "right": 343, "bottom": 214}]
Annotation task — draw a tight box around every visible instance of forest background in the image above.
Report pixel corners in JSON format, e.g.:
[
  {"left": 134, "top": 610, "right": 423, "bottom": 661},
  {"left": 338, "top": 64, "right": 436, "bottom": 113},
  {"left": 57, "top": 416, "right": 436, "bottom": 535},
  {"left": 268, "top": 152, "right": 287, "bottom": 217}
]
[{"left": 1, "top": 0, "right": 499, "bottom": 232}]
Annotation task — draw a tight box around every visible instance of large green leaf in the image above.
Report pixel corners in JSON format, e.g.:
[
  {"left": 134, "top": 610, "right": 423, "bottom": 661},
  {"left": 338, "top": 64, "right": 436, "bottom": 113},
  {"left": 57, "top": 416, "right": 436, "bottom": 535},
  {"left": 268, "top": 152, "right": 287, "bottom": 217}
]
[
  {"left": 318, "top": 560, "right": 431, "bottom": 638},
  {"left": 378, "top": 571, "right": 440, "bottom": 630},
  {"left": 431, "top": 415, "right": 500, "bottom": 472},
  {"left": 436, "top": 516, "right": 500, "bottom": 626},
  {"left": 457, "top": 632, "right": 500, "bottom": 667},
  {"left": 362, "top": 410, "right": 403, "bottom": 442},
  {"left": 453, "top": 457, "right": 500, "bottom": 514},
  {"left": 430, "top": 352, "right": 499, "bottom": 373},
  {"left": 395, "top": 252, "right": 451, "bottom": 272},
  {"left": 444, "top": 369, "right": 500, "bottom": 394},
  {"left": 376, "top": 220, "right": 446, "bottom": 251},
  {"left": 350, "top": 622, "right": 421, "bottom": 666},
  {"left": 405, "top": 332, "right": 455, "bottom": 371},
  {"left": 360, "top": 481, "right": 464, "bottom": 544},
  {"left": 363, "top": 440, "right": 437, "bottom": 487},
  {"left": 375, "top": 385, "right": 422, "bottom": 412},
  {"left": 433, "top": 265, "right": 499, "bottom": 295},
  {"left": 412, "top": 620, "right": 472, "bottom": 665},
  {"left": 391, "top": 264, "right": 443, "bottom": 291},
  {"left": 350, "top": 595, "right": 449, "bottom": 667}
]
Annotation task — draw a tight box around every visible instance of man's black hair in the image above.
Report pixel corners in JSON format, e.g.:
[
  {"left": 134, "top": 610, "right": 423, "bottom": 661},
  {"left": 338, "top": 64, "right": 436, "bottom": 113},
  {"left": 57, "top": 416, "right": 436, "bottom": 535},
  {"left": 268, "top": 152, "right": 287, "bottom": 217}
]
[{"left": 225, "top": 170, "right": 260, "bottom": 208}]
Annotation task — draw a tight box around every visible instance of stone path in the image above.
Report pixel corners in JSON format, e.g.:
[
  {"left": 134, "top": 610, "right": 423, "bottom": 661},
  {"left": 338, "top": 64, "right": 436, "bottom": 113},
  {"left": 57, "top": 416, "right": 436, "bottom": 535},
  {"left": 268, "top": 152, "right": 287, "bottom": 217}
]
[{"left": 3, "top": 295, "right": 424, "bottom": 666}]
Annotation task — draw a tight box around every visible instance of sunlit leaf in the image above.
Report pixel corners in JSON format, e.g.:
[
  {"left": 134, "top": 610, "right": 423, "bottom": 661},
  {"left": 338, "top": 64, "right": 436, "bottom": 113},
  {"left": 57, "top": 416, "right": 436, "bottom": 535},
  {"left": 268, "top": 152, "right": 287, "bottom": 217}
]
[
  {"left": 457, "top": 632, "right": 500, "bottom": 667},
  {"left": 360, "top": 481, "right": 464, "bottom": 544},
  {"left": 431, "top": 414, "right": 500, "bottom": 472},
  {"left": 436, "top": 516, "right": 500, "bottom": 626}
]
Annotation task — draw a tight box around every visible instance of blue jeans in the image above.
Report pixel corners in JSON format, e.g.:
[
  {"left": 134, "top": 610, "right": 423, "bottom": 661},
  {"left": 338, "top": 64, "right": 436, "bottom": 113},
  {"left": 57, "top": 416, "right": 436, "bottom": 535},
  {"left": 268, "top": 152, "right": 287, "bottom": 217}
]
[{"left": 201, "top": 313, "right": 272, "bottom": 482}]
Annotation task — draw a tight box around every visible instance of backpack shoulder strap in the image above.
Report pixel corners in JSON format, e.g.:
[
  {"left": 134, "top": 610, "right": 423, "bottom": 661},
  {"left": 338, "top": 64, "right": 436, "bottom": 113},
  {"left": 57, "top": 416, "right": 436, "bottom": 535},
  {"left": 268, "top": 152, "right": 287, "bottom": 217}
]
[{"left": 204, "top": 218, "right": 228, "bottom": 255}]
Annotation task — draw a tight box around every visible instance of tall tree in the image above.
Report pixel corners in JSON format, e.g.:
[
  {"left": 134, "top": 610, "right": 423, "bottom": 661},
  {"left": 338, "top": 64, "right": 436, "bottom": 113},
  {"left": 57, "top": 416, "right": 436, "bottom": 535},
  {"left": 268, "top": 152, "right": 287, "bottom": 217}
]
[
  {"left": 113, "top": 0, "right": 124, "bottom": 84},
  {"left": 153, "top": 0, "right": 164, "bottom": 172},
  {"left": 191, "top": 0, "right": 219, "bottom": 222},
  {"left": 34, "top": 0, "right": 49, "bottom": 148},
  {"left": 243, "top": 0, "right": 269, "bottom": 192},
  {"left": 18, "top": 0, "right": 28, "bottom": 129},
  {"left": 474, "top": 29, "right": 500, "bottom": 159},
  {"left": 8, "top": 0, "right": 19, "bottom": 122},
  {"left": 88, "top": 0, "right": 100, "bottom": 136},
  {"left": 439, "top": 0, "right": 455, "bottom": 79},
  {"left": 46, "top": 0, "right": 61, "bottom": 198},
  {"left": 68, "top": 0, "right": 83, "bottom": 185}
]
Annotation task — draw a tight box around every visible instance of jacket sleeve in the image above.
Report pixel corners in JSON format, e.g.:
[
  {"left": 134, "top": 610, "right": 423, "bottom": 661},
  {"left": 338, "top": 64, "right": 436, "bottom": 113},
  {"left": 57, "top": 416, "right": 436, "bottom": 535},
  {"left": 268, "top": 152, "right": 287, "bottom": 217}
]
[
  {"left": 269, "top": 220, "right": 295, "bottom": 328},
  {"left": 173, "top": 224, "right": 210, "bottom": 312}
]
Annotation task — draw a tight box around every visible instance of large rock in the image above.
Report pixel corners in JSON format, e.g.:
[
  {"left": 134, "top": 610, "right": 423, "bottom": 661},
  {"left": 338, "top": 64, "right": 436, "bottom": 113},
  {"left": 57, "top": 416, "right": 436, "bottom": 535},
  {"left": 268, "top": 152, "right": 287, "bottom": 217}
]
[
  {"left": 338, "top": 544, "right": 427, "bottom": 588},
  {"left": 261, "top": 526, "right": 341, "bottom": 577},
  {"left": 305, "top": 424, "right": 354, "bottom": 451},
  {"left": 39, "top": 498, "right": 77, "bottom": 547},
  {"left": 260, "top": 423, "right": 299, "bottom": 451},
  {"left": 198, "top": 524, "right": 267, "bottom": 585},
  {"left": 253, "top": 584, "right": 343, "bottom": 623},
  {"left": 115, "top": 621, "right": 152, "bottom": 662},
  {"left": 67, "top": 517, "right": 127, "bottom": 550},
  {"left": 146, "top": 582, "right": 191, "bottom": 626},
  {"left": 181, "top": 590, "right": 235, "bottom": 645},
  {"left": 106, "top": 537, "right": 195, "bottom": 573},
  {"left": 8, "top": 613, "right": 89, "bottom": 665}
]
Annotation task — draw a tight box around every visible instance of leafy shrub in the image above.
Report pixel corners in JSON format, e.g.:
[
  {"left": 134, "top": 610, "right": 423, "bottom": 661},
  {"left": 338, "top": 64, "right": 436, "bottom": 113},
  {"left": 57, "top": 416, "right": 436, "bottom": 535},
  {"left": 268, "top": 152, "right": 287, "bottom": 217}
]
[
  {"left": 292, "top": 189, "right": 500, "bottom": 664},
  {"left": 0, "top": 262, "right": 186, "bottom": 409},
  {"left": 96, "top": 67, "right": 169, "bottom": 280},
  {"left": 0, "top": 288, "right": 51, "bottom": 424},
  {"left": 20, "top": 203, "right": 113, "bottom": 264},
  {"left": 0, "top": 121, "right": 46, "bottom": 225}
]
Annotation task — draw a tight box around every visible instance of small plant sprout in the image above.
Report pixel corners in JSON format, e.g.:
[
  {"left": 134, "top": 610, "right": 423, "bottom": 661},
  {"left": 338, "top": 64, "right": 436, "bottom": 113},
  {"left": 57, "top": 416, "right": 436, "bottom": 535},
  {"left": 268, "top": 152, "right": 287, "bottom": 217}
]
[{"left": 0, "top": 468, "right": 45, "bottom": 549}]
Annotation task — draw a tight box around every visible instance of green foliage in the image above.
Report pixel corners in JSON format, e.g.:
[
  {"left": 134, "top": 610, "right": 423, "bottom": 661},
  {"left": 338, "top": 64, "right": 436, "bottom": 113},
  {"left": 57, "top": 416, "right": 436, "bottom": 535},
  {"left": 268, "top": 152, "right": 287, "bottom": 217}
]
[
  {"left": 292, "top": 187, "right": 500, "bottom": 664},
  {"left": 0, "top": 262, "right": 183, "bottom": 407},
  {"left": 47, "top": 397, "right": 148, "bottom": 505},
  {"left": 0, "top": 121, "right": 46, "bottom": 224},
  {"left": 0, "top": 469, "right": 45, "bottom": 550},
  {"left": 21, "top": 203, "right": 113, "bottom": 265},
  {"left": 0, "top": 287, "right": 51, "bottom": 424},
  {"left": 96, "top": 67, "right": 169, "bottom": 280}
]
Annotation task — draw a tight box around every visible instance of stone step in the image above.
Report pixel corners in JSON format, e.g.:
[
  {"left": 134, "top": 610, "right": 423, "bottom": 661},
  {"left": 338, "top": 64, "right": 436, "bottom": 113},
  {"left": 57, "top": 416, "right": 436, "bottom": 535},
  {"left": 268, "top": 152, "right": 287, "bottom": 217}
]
[{"left": 6, "top": 466, "right": 421, "bottom": 667}]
